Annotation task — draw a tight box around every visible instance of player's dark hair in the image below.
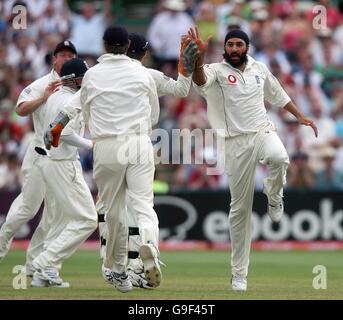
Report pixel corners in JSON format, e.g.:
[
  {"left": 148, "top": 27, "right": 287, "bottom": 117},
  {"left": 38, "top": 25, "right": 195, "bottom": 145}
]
[
  {"left": 104, "top": 42, "right": 129, "bottom": 55},
  {"left": 127, "top": 51, "right": 146, "bottom": 61}
]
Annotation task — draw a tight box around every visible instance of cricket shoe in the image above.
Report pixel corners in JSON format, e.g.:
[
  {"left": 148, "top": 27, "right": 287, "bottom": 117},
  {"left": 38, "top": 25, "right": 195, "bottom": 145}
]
[
  {"left": 127, "top": 268, "right": 154, "bottom": 289},
  {"left": 102, "top": 265, "right": 132, "bottom": 293},
  {"left": 31, "top": 274, "right": 70, "bottom": 288},
  {"left": 267, "top": 200, "right": 284, "bottom": 223},
  {"left": 264, "top": 189, "right": 284, "bottom": 223},
  {"left": 23, "top": 265, "right": 35, "bottom": 277},
  {"left": 32, "top": 267, "right": 63, "bottom": 285},
  {"left": 231, "top": 276, "right": 247, "bottom": 292},
  {"left": 139, "top": 243, "right": 164, "bottom": 288}
]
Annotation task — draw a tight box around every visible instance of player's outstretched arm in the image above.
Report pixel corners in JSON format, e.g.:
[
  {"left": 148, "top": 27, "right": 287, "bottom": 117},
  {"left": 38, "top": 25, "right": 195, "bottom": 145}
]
[
  {"left": 44, "top": 111, "right": 70, "bottom": 150},
  {"left": 283, "top": 100, "right": 318, "bottom": 137},
  {"left": 187, "top": 26, "right": 212, "bottom": 86}
]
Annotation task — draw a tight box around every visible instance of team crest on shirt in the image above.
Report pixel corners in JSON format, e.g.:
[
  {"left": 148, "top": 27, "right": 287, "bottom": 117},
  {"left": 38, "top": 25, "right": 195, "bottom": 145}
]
[
  {"left": 24, "top": 87, "right": 32, "bottom": 94},
  {"left": 227, "top": 74, "right": 237, "bottom": 84},
  {"left": 255, "top": 75, "right": 260, "bottom": 84}
]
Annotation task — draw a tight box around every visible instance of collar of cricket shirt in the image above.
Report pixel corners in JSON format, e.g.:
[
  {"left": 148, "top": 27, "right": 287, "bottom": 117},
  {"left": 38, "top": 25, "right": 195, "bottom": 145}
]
[
  {"left": 61, "top": 86, "right": 77, "bottom": 94},
  {"left": 97, "top": 53, "right": 132, "bottom": 64},
  {"left": 51, "top": 68, "right": 60, "bottom": 81},
  {"left": 131, "top": 59, "right": 142, "bottom": 66}
]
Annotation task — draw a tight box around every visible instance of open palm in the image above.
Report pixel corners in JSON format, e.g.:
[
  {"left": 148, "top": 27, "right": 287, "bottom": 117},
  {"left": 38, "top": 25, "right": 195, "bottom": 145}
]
[{"left": 187, "top": 26, "right": 212, "bottom": 61}]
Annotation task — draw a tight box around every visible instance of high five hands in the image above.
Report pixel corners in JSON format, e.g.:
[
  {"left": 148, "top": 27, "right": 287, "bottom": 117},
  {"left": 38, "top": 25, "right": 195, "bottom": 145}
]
[
  {"left": 178, "top": 34, "right": 200, "bottom": 77},
  {"left": 178, "top": 25, "right": 214, "bottom": 77},
  {"left": 187, "top": 26, "right": 212, "bottom": 67}
]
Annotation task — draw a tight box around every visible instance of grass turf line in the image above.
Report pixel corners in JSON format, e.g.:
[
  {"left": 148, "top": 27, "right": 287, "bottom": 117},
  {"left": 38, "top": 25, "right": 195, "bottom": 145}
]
[{"left": 0, "top": 249, "right": 342, "bottom": 300}]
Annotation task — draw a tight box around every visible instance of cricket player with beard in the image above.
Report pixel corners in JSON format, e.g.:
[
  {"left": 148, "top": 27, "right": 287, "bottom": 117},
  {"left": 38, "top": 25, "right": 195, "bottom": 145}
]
[
  {"left": 97, "top": 32, "right": 197, "bottom": 289},
  {"left": 0, "top": 41, "right": 77, "bottom": 275},
  {"left": 189, "top": 27, "right": 318, "bottom": 291},
  {"left": 31, "top": 58, "right": 97, "bottom": 288}
]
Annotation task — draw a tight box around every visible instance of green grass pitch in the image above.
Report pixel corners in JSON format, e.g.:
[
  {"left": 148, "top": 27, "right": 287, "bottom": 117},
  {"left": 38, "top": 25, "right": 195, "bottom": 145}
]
[{"left": 0, "top": 249, "right": 342, "bottom": 300}]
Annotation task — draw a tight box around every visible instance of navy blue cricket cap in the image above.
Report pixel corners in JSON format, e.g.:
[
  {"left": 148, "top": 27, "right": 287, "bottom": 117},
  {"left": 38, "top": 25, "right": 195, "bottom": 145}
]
[
  {"left": 128, "top": 33, "right": 149, "bottom": 54},
  {"left": 60, "top": 58, "right": 89, "bottom": 79},
  {"left": 53, "top": 40, "right": 77, "bottom": 56},
  {"left": 103, "top": 25, "right": 129, "bottom": 46},
  {"left": 224, "top": 29, "right": 250, "bottom": 46}
]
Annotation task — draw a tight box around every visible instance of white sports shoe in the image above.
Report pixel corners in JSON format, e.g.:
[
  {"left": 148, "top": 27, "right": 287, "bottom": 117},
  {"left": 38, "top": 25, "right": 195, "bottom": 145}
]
[
  {"left": 33, "top": 267, "right": 63, "bottom": 285},
  {"left": 139, "top": 243, "right": 162, "bottom": 288},
  {"left": 264, "top": 189, "right": 284, "bottom": 223},
  {"left": 231, "top": 276, "right": 247, "bottom": 292},
  {"left": 31, "top": 275, "right": 70, "bottom": 288},
  {"left": 267, "top": 201, "right": 284, "bottom": 223},
  {"left": 102, "top": 265, "right": 132, "bottom": 293},
  {"left": 128, "top": 268, "right": 154, "bottom": 289}
]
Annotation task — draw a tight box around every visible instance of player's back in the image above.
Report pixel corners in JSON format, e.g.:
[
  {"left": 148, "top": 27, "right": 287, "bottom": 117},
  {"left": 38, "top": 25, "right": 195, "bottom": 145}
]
[{"left": 80, "top": 54, "right": 156, "bottom": 138}]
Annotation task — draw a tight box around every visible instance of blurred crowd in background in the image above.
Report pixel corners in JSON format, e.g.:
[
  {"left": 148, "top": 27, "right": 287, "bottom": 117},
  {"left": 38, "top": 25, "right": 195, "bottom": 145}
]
[{"left": 0, "top": 0, "right": 343, "bottom": 193}]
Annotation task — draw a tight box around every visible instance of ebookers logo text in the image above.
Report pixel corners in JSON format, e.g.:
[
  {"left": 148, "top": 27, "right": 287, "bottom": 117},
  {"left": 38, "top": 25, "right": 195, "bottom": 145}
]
[{"left": 204, "top": 198, "right": 343, "bottom": 241}]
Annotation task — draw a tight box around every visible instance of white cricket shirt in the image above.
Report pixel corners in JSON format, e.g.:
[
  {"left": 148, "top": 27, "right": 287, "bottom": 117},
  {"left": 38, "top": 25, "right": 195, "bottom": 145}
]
[
  {"left": 193, "top": 55, "right": 291, "bottom": 137},
  {"left": 79, "top": 54, "right": 159, "bottom": 139},
  {"left": 17, "top": 69, "right": 60, "bottom": 146}
]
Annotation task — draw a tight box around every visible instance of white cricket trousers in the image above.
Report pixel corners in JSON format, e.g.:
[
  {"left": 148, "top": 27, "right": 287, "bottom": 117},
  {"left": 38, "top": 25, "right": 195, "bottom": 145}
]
[
  {"left": 32, "top": 158, "right": 97, "bottom": 269},
  {"left": 93, "top": 134, "right": 158, "bottom": 274},
  {"left": 0, "top": 140, "right": 55, "bottom": 262},
  {"left": 225, "top": 124, "right": 289, "bottom": 278}
]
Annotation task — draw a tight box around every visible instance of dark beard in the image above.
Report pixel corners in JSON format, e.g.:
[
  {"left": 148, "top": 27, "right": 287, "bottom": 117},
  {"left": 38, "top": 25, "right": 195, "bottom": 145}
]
[{"left": 223, "top": 50, "right": 248, "bottom": 68}]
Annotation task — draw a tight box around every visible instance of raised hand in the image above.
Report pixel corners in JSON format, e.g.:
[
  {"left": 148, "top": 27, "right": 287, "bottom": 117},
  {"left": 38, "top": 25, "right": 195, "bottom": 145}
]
[
  {"left": 43, "top": 80, "right": 61, "bottom": 101},
  {"left": 187, "top": 26, "right": 212, "bottom": 64},
  {"left": 178, "top": 35, "right": 200, "bottom": 77}
]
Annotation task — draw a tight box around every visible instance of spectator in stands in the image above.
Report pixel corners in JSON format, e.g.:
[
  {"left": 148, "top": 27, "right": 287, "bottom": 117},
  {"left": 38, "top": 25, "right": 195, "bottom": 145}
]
[
  {"left": 278, "top": 110, "right": 303, "bottom": 156},
  {"left": 300, "top": 90, "right": 337, "bottom": 171},
  {"left": 147, "top": 0, "right": 194, "bottom": 69},
  {"left": 178, "top": 95, "right": 208, "bottom": 130},
  {"left": 310, "top": 28, "right": 343, "bottom": 69},
  {"left": 287, "top": 151, "right": 315, "bottom": 190},
  {"left": 6, "top": 32, "right": 37, "bottom": 73},
  {"left": 31, "top": 33, "right": 61, "bottom": 79},
  {"left": 189, "top": 163, "right": 219, "bottom": 190},
  {"left": 36, "top": 0, "right": 69, "bottom": 38},
  {"left": 332, "top": 88, "right": 343, "bottom": 140},
  {"left": 0, "top": 153, "right": 21, "bottom": 191},
  {"left": 216, "top": 0, "right": 249, "bottom": 42},
  {"left": 172, "top": 164, "right": 191, "bottom": 190},
  {"left": 69, "top": 0, "right": 112, "bottom": 59},
  {"left": 0, "top": 51, "right": 15, "bottom": 101},
  {"left": 195, "top": 0, "right": 218, "bottom": 42},
  {"left": 315, "top": 147, "right": 343, "bottom": 190},
  {"left": 0, "top": 98, "right": 22, "bottom": 148}
]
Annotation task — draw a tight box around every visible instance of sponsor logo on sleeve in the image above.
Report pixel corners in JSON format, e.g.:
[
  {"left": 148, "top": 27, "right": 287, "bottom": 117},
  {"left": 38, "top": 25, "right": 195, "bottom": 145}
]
[{"left": 24, "top": 87, "right": 31, "bottom": 94}]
